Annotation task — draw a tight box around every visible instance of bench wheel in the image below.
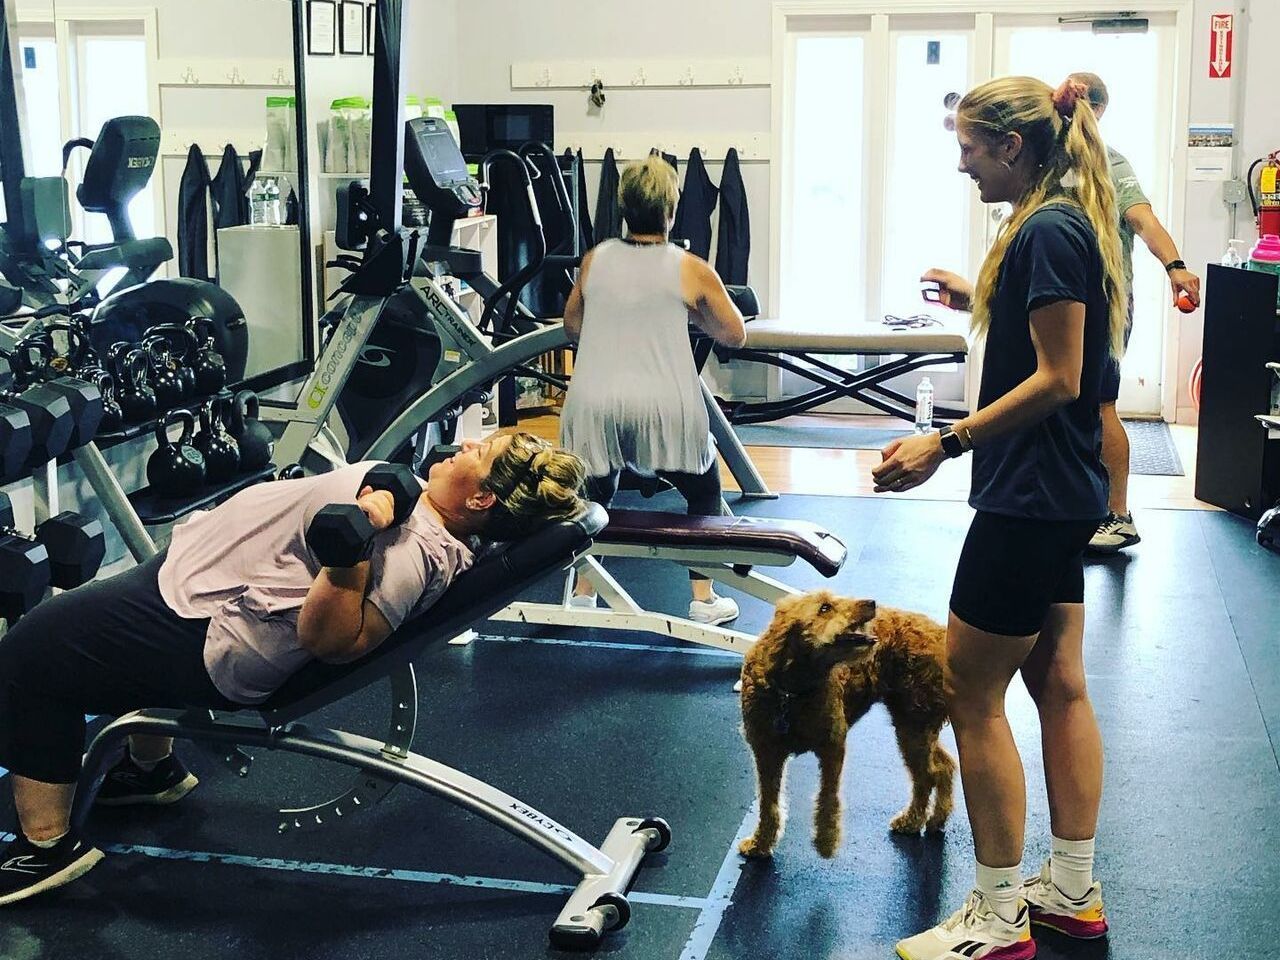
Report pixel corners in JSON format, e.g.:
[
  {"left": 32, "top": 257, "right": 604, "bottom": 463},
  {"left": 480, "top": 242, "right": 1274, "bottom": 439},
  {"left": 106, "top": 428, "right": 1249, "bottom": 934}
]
[
  {"left": 592, "top": 892, "right": 631, "bottom": 932},
  {"left": 635, "top": 816, "right": 671, "bottom": 853}
]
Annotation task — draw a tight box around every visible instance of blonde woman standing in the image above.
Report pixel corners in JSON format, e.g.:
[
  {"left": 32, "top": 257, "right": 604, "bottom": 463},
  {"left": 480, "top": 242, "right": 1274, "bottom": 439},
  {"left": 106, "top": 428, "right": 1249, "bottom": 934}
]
[
  {"left": 560, "top": 156, "right": 747, "bottom": 624},
  {"left": 875, "top": 77, "right": 1124, "bottom": 960}
]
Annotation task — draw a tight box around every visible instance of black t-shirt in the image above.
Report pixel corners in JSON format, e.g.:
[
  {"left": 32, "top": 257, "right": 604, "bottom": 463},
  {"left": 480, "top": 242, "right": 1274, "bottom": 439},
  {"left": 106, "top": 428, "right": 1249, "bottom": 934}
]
[{"left": 970, "top": 202, "right": 1110, "bottom": 521}]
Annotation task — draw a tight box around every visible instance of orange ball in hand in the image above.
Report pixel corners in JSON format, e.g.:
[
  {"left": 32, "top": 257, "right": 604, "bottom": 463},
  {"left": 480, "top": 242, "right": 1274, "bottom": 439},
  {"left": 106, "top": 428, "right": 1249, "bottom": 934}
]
[{"left": 1176, "top": 290, "right": 1196, "bottom": 313}]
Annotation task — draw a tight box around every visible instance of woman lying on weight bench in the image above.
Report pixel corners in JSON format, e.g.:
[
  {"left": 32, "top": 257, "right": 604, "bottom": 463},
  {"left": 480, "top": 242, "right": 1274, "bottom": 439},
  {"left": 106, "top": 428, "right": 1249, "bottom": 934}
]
[{"left": 0, "top": 432, "right": 586, "bottom": 906}]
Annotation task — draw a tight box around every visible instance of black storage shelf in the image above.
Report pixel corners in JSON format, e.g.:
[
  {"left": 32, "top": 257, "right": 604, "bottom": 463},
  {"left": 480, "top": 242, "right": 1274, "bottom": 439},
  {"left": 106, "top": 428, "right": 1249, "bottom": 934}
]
[
  {"left": 92, "top": 388, "right": 236, "bottom": 452},
  {"left": 128, "top": 465, "right": 275, "bottom": 526}
]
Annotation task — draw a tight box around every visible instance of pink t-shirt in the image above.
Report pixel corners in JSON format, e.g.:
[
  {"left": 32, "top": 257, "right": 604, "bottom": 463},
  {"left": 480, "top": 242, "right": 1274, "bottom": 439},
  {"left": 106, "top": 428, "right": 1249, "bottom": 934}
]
[{"left": 159, "top": 462, "right": 474, "bottom": 704}]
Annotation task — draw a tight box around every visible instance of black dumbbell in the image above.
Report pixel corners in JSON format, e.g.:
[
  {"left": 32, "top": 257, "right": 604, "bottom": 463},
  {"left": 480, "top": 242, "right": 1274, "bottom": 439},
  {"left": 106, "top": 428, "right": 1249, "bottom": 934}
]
[
  {"left": 35, "top": 512, "right": 106, "bottom": 588},
  {"left": 305, "top": 463, "right": 422, "bottom": 568},
  {"left": 0, "top": 401, "right": 33, "bottom": 483},
  {"left": 40, "top": 376, "right": 103, "bottom": 450},
  {"left": 0, "top": 493, "right": 51, "bottom": 622},
  {"left": 0, "top": 380, "right": 73, "bottom": 471}
]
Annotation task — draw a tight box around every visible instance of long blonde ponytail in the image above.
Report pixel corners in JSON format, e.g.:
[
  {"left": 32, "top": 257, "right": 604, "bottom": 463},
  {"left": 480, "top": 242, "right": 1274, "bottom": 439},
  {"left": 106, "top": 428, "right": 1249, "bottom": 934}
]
[{"left": 960, "top": 76, "right": 1128, "bottom": 357}]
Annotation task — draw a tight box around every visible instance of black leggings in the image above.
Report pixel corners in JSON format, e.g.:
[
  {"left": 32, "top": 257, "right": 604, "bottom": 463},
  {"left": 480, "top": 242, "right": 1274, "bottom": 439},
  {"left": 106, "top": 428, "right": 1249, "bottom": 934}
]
[
  {"left": 0, "top": 552, "right": 236, "bottom": 784},
  {"left": 587, "top": 462, "right": 729, "bottom": 581}
]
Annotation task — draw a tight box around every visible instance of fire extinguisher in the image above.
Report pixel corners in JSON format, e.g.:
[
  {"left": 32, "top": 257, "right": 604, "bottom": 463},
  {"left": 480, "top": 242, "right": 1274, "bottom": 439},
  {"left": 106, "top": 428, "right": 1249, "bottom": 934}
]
[{"left": 1248, "top": 151, "right": 1280, "bottom": 237}]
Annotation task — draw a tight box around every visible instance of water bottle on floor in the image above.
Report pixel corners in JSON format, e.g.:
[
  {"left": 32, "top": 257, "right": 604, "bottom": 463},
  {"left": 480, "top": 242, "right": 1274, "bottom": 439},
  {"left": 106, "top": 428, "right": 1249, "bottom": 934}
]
[{"left": 914, "top": 377, "right": 934, "bottom": 434}]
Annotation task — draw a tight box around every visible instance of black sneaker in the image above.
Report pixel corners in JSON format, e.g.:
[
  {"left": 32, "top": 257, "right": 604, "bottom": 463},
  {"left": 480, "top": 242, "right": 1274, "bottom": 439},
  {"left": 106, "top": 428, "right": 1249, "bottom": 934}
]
[
  {"left": 94, "top": 751, "right": 199, "bottom": 807},
  {"left": 0, "top": 831, "right": 103, "bottom": 906}
]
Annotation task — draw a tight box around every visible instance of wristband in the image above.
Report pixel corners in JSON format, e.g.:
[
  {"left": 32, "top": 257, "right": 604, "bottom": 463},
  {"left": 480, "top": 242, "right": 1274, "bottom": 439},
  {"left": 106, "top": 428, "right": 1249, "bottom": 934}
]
[{"left": 1164, "top": 259, "right": 1187, "bottom": 273}]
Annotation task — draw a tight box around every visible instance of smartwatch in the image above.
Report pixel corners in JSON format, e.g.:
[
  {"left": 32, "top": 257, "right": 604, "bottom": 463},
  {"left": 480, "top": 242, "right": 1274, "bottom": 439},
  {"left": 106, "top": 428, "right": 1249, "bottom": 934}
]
[
  {"left": 1164, "top": 259, "right": 1187, "bottom": 274},
  {"left": 938, "top": 425, "right": 967, "bottom": 459}
]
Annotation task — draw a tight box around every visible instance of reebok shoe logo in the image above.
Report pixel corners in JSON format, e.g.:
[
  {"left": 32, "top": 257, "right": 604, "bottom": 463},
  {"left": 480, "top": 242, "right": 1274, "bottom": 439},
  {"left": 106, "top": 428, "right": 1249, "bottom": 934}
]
[{"left": 2, "top": 855, "right": 45, "bottom": 874}]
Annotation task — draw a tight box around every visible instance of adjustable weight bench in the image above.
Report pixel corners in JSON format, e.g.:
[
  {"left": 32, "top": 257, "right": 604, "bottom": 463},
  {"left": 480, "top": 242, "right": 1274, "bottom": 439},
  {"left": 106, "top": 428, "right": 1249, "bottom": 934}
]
[
  {"left": 71, "top": 504, "right": 668, "bottom": 951},
  {"left": 492, "top": 509, "right": 848, "bottom": 654}
]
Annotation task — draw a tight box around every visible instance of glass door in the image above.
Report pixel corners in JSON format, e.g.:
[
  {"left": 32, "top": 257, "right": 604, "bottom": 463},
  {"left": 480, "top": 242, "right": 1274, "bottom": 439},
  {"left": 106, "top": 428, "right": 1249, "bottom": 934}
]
[{"left": 994, "top": 14, "right": 1179, "bottom": 414}]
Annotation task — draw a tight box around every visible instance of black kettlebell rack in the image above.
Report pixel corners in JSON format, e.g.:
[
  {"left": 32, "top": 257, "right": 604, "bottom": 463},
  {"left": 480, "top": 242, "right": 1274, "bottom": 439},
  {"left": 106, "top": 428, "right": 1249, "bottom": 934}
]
[{"left": 0, "top": 316, "right": 280, "bottom": 569}]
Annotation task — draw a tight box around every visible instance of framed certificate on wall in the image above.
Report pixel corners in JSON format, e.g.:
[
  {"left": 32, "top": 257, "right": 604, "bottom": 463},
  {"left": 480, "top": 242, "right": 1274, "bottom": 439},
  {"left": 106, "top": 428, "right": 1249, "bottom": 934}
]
[
  {"left": 306, "top": 0, "right": 336, "bottom": 56},
  {"left": 339, "top": 0, "right": 365, "bottom": 55},
  {"left": 366, "top": 2, "right": 377, "bottom": 56}
]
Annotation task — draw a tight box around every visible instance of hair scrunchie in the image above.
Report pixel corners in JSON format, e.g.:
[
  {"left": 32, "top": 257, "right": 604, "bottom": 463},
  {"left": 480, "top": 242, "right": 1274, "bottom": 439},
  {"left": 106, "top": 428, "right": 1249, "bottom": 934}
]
[{"left": 1052, "top": 78, "right": 1089, "bottom": 119}]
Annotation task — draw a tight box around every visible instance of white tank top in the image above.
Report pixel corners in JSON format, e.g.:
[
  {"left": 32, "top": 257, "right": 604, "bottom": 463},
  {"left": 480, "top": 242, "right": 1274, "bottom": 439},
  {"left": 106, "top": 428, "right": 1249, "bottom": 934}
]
[{"left": 559, "top": 239, "right": 714, "bottom": 477}]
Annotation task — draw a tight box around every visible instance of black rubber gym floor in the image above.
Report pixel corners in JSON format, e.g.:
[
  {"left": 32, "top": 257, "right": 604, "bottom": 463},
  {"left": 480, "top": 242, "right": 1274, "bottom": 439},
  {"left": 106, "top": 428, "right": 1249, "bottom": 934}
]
[{"left": 1, "top": 493, "right": 1277, "bottom": 959}]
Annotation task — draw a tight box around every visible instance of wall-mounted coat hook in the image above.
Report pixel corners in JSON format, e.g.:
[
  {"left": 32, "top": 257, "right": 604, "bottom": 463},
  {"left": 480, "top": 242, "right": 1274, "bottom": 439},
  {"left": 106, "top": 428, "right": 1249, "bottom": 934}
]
[
  {"left": 181, "top": 66, "right": 199, "bottom": 84},
  {"left": 728, "top": 65, "right": 745, "bottom": 85},
  {"left": 631, "top": 66, "right": 647, "bottom": 86},
  {"left": 536, "top": 67, "right": 551, "bottom": 88},
  {"left": 272, "top": 66, "right": 289, "bottom": 86},
  {"left": 226, "top": 66, "right": 245, "bottom": 85},
  {"left": 678, "top": 66, "right": 695, "bottom": 86}
]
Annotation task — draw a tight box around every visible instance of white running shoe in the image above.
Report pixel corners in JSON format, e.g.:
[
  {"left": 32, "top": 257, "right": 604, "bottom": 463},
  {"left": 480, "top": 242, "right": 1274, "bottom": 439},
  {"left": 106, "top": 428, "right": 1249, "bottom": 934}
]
[
  {"left": 1087, "top": 513, "right": 1140, "bottom": 553},
  {"left": 689, "top": 593, "right": 739, "bottom": 625},
  {"left": 1021, "top": 861, "right": 1109, "bottom": 940},
  {"left": 895, "top": 890, "right": 1036, "bottom": 960}
]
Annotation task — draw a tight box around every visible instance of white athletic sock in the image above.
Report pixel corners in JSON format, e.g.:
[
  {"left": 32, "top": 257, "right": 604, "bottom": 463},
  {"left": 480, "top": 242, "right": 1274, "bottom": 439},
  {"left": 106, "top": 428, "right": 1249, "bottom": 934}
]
[
  {"left": 976, "top": 861, "right": 1023, "bottom": 924},
  {"left": 28, "top": 831, "right": 67, "bottom": 849},
  {"left": 1050, "top": 835, "right": 1095, "bottom": 900}
]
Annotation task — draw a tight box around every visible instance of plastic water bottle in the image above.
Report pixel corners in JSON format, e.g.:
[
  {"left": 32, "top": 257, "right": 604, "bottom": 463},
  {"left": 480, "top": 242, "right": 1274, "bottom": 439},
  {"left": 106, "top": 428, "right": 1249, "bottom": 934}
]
[
  {"left": 249, "top": 178, "right": 268, "bottom": 225},
  {"left": 914, "top": 377, "right": 934, "bottom": 434},
  {"left": 1221, "top": 239, "right": 1245, "bottom": 268},
  {"left": 264, "top": 178, "right": 282, "bottom": 225}
]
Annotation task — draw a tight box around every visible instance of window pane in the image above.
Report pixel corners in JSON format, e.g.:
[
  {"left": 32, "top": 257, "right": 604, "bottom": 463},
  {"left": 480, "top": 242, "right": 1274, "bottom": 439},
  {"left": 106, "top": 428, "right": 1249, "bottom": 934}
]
[
  {"left": 881, "top": 33, "right": 970, "bottom": 324},
  {"left": 783, "top": 36, "right": 864, "bottom": 323},
  {"left": 18, "top": 38, "right": 62, "bottom": 177},
  {"left": 79, "top": 35, "right": 152, "bottom": 244}
]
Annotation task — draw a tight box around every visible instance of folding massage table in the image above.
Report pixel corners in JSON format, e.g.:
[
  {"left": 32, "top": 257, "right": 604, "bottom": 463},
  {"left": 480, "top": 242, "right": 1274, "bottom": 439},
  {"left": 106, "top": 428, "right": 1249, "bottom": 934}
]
[
  {"left": 693, "top": 313, "right": 971, "bottom": 499},
  {"left": 72, "top": 504, "right": 667, "bottom": 951}
]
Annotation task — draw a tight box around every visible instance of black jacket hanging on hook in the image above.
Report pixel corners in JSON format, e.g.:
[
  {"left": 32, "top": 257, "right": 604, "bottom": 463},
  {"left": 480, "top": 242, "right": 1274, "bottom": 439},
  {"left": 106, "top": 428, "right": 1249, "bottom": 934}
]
[
  {"left": 210, "top": 144, "right": 262, "bottom": 228},
  {"left": 671, "top": 148, "right": 718, "bottom": 260},
  {"left": 715, "top": 147, "right": 750, "bottom": 285},
  {"left": 563, "top": 148, "right": 594, "bottom": 251},
  {"left": 177, "top": 143, "right": 213, "bottom": 281},
  {"left": 595, "top": 148, "right": 622, "bottom": 242}
]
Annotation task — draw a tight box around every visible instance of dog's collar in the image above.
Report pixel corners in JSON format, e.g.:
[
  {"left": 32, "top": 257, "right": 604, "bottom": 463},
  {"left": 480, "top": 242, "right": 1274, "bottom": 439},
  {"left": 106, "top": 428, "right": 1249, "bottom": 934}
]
[{"left": 765, "top": 678, "right": 825, "bottom": 735}]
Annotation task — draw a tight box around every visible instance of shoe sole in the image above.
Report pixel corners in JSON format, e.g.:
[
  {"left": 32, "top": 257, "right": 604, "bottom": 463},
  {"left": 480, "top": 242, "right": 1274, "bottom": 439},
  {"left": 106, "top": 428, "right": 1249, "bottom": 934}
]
[
  {"left": 690, "top": 612, "right": 739, "bottom": 626},
  {"left": 0, "top": 846, "right": 104, "bottom": 906},
  {"left": 896, "top": 943, "right": 1036, "bottom": 960},
  {"left": 1087, "top": 534, "right": 1140, "bottom": 555},
  {"left": 94, "top": 772, "right": 199, "bottom": 807},
  {"left": 1030, "top": 915, "right": 1109, "bottom": 940}
]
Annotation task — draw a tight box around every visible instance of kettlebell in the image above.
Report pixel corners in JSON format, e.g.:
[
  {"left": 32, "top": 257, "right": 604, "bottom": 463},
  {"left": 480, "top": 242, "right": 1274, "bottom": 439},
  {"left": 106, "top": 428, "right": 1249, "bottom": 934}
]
[
  {"left": 147, "top": 409, "right": 206, "bottom": 496},
  {"left": 117, "top": 349, "right": 157, "bottom": 423},
  {"left": 193, "top": 397, "right": 240, "bottom": 482},
  {"left": 142, "top": 335, "right": 185, "bottom": 409},
  {"left": 190, "top": 318, "right": 227, "bottom": 395},
  {"left": 227, "top": 389, "right": 274, "bottom": 471},
  {"left": 96, "top": 370, "right": 124, "bottom": 433},
  {"left": 147, "top": 323, "right": 199, "bottom": 397}
]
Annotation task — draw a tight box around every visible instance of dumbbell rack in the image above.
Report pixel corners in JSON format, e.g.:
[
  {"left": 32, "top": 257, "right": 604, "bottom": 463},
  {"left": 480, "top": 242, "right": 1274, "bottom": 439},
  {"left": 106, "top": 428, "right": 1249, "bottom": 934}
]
[{"left": 1, "top": 317, "right": 276, "bottom": 569}]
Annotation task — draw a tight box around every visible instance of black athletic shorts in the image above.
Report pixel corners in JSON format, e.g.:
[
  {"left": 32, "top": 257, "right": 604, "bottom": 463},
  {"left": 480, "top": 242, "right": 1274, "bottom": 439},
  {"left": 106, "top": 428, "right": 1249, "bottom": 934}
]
[{"left": 949, "top": 511, "right": 1102, "bottom": 637}]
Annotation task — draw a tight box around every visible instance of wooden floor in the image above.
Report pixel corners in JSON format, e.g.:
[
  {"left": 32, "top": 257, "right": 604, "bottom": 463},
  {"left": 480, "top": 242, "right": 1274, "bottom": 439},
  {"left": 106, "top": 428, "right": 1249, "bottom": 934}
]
[{"left": 517, "top": 410, "right": 1212, "bottom": 510}]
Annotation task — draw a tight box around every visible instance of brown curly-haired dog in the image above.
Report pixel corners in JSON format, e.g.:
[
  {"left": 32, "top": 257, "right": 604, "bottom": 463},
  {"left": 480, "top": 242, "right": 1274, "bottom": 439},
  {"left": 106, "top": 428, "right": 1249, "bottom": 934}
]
[{"left": 738, "top": 590, "right": 954, "bottom": 859}]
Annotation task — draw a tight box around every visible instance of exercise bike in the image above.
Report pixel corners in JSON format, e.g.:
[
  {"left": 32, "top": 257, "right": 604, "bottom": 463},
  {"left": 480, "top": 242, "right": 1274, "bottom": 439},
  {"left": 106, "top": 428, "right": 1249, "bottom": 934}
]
[{"left": 262, "top": 117, "right": 576, "bottom": 471}]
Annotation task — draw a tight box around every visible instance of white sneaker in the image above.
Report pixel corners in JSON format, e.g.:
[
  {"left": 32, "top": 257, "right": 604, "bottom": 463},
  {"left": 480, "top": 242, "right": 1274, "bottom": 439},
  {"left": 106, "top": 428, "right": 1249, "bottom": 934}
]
[
  {"left": 568, "top": 593, "right": 598, "bottom": 609},
  {"left": 895, "top": 890, "right": 1036, "bottom": 960},
  {"left": 1021, "top": 861, "right": 1109, "bottom": 940},
  {"left": 1087, "top": 513, "right": 1140, "bottom": 553},
  {"left": 689, "top": 593, "right": 739, "bottom": 625}
]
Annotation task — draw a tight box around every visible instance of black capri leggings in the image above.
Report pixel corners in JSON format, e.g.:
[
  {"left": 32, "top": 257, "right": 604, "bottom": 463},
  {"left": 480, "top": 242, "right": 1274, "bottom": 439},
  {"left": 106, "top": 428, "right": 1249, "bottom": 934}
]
[
  {"left": 587, "top": 461, "right": 729, "bottom": 581},
  {"left": 0, "top": 552, "right": 236, "bottom": 784}
]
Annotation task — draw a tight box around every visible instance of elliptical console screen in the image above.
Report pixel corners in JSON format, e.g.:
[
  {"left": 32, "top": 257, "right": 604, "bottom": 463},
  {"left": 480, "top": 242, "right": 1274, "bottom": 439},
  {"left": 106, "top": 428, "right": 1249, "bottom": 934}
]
[{"left": 408, "top": 117, "right": 469, "bottom": 187}]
